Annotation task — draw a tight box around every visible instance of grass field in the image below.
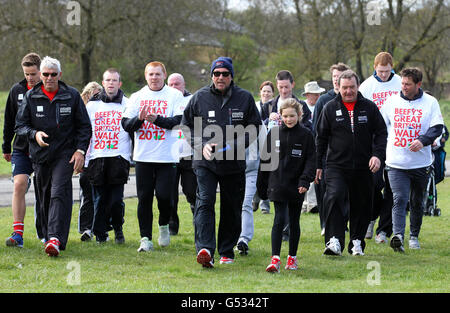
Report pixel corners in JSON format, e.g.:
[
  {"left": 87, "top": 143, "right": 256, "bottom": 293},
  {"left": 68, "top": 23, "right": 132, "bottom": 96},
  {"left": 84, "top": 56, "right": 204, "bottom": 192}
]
[{"left": 0, "top": 179, "right": 449, "bottom": 294}]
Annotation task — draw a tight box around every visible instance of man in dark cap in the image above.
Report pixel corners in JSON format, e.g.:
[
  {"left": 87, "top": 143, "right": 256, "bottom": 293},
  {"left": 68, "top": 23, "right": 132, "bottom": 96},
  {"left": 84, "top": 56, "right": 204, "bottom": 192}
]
[{"left": 181, "top": 56, "right": 261, "bottom": 268}]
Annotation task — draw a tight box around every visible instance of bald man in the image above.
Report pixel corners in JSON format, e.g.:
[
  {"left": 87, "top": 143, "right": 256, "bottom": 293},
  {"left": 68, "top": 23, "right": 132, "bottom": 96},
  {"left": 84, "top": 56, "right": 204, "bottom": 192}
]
[{"left": 167, "top": 73, "right": 196, "bottom": 235}]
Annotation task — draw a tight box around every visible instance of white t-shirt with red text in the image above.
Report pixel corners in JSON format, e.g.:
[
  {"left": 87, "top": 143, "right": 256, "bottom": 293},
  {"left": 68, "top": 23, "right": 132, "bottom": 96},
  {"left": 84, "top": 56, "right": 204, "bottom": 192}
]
[
  {"left": 359, "top": 74, "right": 401, "bottom": 110},
  {"left": 86, "top": 96, "right": 132, "bottom": 162},
  {"left": 173, "top": 94, "right": 193, "bottom": 158},
  {"left": 381, "top": 92, "right": 444, "bottom": 169},
  {"left": 123, "top": 85, "right": 185, "bottom": 163}
]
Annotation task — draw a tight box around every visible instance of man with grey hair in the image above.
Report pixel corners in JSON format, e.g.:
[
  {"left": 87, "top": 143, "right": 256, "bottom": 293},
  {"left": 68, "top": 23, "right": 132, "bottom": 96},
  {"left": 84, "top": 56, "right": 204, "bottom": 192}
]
[
  {"left": 15, "top": 56, "right": 92, "bottom": 257},
  {"left": 316, "top": 70, "right": 387, "bottom": 257}
]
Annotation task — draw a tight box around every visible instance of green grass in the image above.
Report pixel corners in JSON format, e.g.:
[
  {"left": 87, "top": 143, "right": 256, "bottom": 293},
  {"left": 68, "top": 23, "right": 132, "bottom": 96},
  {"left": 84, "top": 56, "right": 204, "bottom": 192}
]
[{"left": 0, "top": 180, "right": 449, "bottom": 293}]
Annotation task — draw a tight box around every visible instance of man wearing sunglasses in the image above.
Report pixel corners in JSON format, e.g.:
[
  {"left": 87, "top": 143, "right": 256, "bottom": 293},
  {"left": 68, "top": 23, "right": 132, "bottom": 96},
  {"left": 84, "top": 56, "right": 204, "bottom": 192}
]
[
  {"left": 15, "top": 56, "right": 92, "bottom": 257},
  {"left": 182, "top": 56, "right": 261, "bottom": 268}
]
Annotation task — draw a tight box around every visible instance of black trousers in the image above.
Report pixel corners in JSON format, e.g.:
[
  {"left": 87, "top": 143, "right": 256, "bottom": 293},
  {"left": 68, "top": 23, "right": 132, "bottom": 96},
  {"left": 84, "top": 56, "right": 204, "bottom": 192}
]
[
  {"left": 92, "top": 184, "right": 125, "bottom": 240},
  {"left": 169, "top": 158, "right": 197, "bottom": 234},
  {"left": 323, "top": 168, "right": 373, "bottom": 253},
  {"left": 33, "top": 155, "right": 74, "bottom": 250},
  {"left": 272, "top": 198, "right": 304, "bottom": 257},
  {"left": 135, "top": 162, "right": 177, "bottom": 240},
  {"left": 194, "top": 167, "right": 245, "bottom": 259},
  {"left": 78, "top": 169, "right": 94, "bottom": 233}
]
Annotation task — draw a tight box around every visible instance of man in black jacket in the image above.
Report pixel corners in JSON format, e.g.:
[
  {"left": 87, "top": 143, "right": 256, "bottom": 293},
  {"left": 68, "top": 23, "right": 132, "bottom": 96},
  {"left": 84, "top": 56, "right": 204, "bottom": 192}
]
[
  {"left": 261, "top": 70, "right": 312, "bottom": 131},
  {"left": 316, "top": 70, "right": 387, "bottom": 256},
  {"left": 3, "top": 53, "right": 43, "bottom": 248},
  {"left": 181, "top": 56, "right": 261, "bottom": 267},
  {"left": 312, "top": 63, "right": 350, "bottom": 235},
  {"left": 15, "top": 56, "right": 92, "bottom": 256}
]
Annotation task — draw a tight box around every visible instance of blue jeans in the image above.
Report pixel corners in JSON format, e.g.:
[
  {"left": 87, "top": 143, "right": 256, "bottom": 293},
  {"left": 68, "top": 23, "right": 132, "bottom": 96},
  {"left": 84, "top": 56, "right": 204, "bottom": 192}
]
[
  {"left": 239, "top": 159, "right": 259, "bottom": 244},
  {"left": 387, "top": 166, "right": 429, "bottom": 238}
]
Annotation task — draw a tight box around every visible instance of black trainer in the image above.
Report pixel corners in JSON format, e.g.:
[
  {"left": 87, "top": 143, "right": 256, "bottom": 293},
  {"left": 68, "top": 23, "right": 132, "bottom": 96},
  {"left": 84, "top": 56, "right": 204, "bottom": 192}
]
[
  {"left": 390, "top": 234, "right": 404, "bottom": 253},
  {"left": 114, "top": 229, "right": 125, "bottom": 244},
  {"left": 237, "top": 240, "right": 249, "bottom": 255}
]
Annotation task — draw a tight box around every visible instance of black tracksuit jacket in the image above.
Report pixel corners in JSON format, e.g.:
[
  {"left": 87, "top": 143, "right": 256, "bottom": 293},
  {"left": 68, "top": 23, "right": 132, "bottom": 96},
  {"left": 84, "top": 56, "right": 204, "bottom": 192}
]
[
  {"left": 15, "top": 81, "right": 92, "bottom": 164},
  {"left": 181, "top": 82, "right": 262, "bottom": 175},
  {"left": 315, "top": 92, "right": 387, "bottom": 170},
  {"left": 257, "top": 122, "right": 316, "bottom": 202},
  {"left": 2, "top": 79, "right": 30, "bottom": 154}
]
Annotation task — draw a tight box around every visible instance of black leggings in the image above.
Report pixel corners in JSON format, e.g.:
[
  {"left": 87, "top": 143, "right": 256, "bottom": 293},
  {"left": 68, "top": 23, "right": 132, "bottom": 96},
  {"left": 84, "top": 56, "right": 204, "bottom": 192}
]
[
  {"left": 272, "top": 198, "right": 303, "bottom": 256},
  {"left": 135, "top": 162, "right": 177, "bottom": 239}
]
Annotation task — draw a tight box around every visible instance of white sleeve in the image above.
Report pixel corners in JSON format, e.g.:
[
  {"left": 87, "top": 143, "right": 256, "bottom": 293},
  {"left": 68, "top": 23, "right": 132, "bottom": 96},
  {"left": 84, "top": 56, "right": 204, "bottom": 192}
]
[
  {"left": 122, "top": 92, "right": 139, "bottom": 119},
  {"left": 358, "top": 79, "right": 370, "bottom": 100},
  {"left": 173, "top": 92, "right": 187, "bottom": 116},
  {"left": 429, "top": 97, "right": 444, "bottom": 128},
  {"left": 380, "top": 97, "right": 391, "bottom": 127}
]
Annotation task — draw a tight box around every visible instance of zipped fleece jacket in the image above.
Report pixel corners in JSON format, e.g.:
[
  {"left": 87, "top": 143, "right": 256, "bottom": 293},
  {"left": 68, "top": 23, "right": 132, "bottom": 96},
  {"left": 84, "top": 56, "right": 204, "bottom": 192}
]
[
  {"left": 261, "top": 94, "right": 312, "bottom": 131},
  {"left": 181, "top": 82, "right": 262, "bottom": 175},
  {"left": 2, "top": 79, "right": 30, "bottom": 154},
  {"left": 257, "top": 122, "right": 316, "bottom": 202},
  {"left": 315, "top": 92, "right": 387, "bottom": 170},
  {"left": 15, "top": 81, "right": 92, "bottom": 164}
]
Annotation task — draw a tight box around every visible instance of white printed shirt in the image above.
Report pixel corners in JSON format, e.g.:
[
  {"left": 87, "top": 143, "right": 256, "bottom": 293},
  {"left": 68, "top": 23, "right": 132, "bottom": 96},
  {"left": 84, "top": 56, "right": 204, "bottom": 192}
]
[
  {"left": 123, "top": 85, "right": 185, "bottom": 163},
  {"left": 381, "top": 92, "right": 444, "bottom": 169},
  {"left": 359, "top": 74, "right": 401, "bottom": 110},
  {"left": 85, "top": 96, "right": 132, "bottom": 163}
]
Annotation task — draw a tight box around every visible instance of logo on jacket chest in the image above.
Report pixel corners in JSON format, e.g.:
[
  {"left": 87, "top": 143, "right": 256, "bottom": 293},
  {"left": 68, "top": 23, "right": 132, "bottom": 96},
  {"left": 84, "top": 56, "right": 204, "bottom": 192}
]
[
  {"left": 291, "top": 143, "right": 302, "bottom": 158},
  {"left": 60, "top": 106, "right": 71, "bottom": 116}
]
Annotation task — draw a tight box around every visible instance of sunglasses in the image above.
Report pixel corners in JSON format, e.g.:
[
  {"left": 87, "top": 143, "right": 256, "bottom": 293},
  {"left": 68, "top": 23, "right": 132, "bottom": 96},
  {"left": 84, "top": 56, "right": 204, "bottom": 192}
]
[
  {"left": 212, "top": 71, "right": 231, "bottom": 77},
  {"left": 42, "top": 72, "right": 58, "bottom": 77}
]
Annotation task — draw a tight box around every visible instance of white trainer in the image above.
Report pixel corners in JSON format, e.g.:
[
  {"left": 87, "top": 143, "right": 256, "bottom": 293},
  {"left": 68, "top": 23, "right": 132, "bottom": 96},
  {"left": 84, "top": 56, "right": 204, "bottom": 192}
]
[
  {"left": 324, "top": 236, "right": 341, "bottom": 256},
  {"left": 351, "top": 239, "right": 365, "bottom": 256},
  {"left": 375, "top": 231, "right": 387, "bottom": 244},
  {"left": 409, "top": 236, "right": 421, "bottom": 249},
  {"left": 365, "top": 220, "right": 375, "bottom": 239},
  {"left": 158, "top": 224, "right": 170, "bottom": 247},
  {"left": 137, "top": 237, "right": 153, "bottom": 252}
]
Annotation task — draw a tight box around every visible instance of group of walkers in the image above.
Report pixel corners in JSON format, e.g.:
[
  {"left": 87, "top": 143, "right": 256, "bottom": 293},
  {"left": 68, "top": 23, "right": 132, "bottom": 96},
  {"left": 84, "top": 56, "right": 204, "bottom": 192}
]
[{"left": 2, "top": 51, "right": 445, "bottom": 273}]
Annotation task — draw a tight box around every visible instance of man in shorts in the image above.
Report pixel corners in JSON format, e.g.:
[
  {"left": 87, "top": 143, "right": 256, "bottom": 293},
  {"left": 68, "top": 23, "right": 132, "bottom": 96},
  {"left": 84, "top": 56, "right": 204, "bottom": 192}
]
[{"left": 3, "top": 53, "right": 43, "bottom": 247}]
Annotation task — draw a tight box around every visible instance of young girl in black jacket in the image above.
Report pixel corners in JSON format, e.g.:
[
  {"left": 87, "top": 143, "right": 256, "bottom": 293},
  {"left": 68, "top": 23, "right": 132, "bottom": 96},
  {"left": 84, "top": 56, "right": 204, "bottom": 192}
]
[{"left": 257, "top": 99, "right": 316, "bottom": 272}]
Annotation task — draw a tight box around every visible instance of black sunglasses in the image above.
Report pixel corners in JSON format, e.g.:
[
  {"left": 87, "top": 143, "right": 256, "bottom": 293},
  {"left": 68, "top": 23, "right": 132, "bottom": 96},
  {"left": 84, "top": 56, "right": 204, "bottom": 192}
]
[
  {"left": 212, "top": 71, "right": 231, "bottom": 77},
  {"left": 42, "top": 72, "right": 58, "bottom": 77}
]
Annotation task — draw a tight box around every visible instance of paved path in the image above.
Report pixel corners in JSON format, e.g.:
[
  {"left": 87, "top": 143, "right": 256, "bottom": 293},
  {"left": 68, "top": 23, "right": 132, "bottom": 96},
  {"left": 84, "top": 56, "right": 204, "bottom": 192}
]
[
  {"left": 0, "top": 161, "right": 449, "bottom": 208},
  {"left": 0, "top": 174, "right": 138, "bottom": 208}
]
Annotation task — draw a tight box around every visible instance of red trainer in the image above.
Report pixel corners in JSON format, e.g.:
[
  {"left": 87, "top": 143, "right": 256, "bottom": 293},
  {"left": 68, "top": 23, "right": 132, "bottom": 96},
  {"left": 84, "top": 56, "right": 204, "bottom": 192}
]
[
  {"left": 219, "top": 257, "right": 234, "bottom": 264},
  {"left": 285, "top": 255, "right": 298, "bottom": 270},
  {"left": 45, "top": 238, "right": 60, "bottom": 257},
  {"left": 266, "top": 256, "right": 281, "bottom": 273},
  {"left": 197, "top": 248, "right": 214, "bottom": 268}
]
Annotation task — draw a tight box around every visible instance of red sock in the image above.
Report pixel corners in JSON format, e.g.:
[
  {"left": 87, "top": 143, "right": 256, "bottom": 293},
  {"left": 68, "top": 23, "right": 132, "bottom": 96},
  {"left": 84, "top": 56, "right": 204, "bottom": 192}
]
[{"left": 13, "top": 221, "right": 24, "bottom": 237}]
